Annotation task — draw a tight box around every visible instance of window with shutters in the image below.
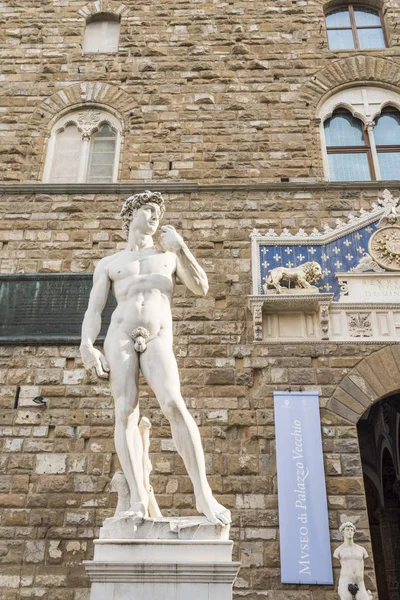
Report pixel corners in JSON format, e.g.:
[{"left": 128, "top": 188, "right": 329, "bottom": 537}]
[
  {"left": 318, "top": 87, "right": 400, "bottom": 181},
  {"left": 325, "top": 5, "right": 387, "bottom": 50},
  {"left": 83, "top": 14, "right": 120, "bottom": 53},
  {"left": 43, "top": 109, "right": 122, "bottom": 183}
]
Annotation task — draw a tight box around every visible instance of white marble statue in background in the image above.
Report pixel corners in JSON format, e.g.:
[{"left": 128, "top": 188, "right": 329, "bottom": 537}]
[
  {"left": 334, "top": 522, "right": 373, "bottom": 600},
  {"left": 80, "top": 191, "right": 231, "bottom": 526}
]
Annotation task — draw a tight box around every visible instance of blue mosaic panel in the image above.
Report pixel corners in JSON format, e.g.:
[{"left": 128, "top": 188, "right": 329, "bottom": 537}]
[{"left": 259, "top": 222, "right": 378, "bottom": 300}]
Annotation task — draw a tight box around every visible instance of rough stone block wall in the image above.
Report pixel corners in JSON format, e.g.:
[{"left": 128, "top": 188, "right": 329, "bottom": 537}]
[
  {"left": 0, "top": 185, "right": 397, "bottom": 598},
  {"left": 2, "top": 0, "right": 400, "bottom": 597},
  {"left": 0, "top": 0, "right": 400, "bottom": 182}
]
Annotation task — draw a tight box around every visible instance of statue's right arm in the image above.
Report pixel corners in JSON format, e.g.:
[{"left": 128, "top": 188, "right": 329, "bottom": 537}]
[{"left": 80, "top": 259, "right": 111, "bottom": 379}]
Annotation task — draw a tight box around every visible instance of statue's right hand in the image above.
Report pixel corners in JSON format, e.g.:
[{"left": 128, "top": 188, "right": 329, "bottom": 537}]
[{"left": 80, "top": 346, "right": 110, "bottom": 379}]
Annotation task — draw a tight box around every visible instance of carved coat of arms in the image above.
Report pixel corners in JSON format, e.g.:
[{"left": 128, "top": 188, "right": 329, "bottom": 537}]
[{"left": 369, "top": 226, "right": 400, "bottom": 271}]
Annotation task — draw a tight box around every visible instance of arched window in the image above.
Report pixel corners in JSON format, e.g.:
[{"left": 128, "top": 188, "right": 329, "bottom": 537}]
[
  {"left": 374, "top": 110, "right": 400, "bottom": 180},
  {"left": 87, "top": 124, "right": 118, "bottom": 183},
  {"left": 83, "top": 13, "right": 120, "bottom": 53},
  {"left": 50, "top": 125, "right": 82, "bottom": 183},
  {"left": 43, "top": 109, "right": 122, "bottom": 183},
  {"left": 318, "top": 87, "right": 400, "bottom": 181},
  {"left": 324, "top": 110, "right": 373, "bottom": 181},
  {"left": 325, "top": 5, "right": 386, "bottom": 50}
]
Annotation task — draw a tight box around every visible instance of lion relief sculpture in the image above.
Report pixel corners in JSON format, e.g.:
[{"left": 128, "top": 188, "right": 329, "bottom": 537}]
[{"left": 264, "top": 261, "right": 322, "bottom": 294}]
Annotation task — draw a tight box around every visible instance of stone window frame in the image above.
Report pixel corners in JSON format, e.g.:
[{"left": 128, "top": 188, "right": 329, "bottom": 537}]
[
  {"left": 317, "top": 86, "right": 400, "bottom": 181},
  {"left": 324, "top": 3, "right": 388, "bottom": 50},
  {"left": 83, "top": 12, "right": 121, "bottom": 54},
  {"left": 42, "top": 107, "right": 123, "bottom": 184},
  {"left": 77, "top": 2, "right": 130, "bottom": 55}
]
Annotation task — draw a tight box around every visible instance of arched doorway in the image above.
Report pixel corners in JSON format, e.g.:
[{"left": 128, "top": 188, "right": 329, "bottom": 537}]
[
  {"left": 327, "top": 346, "right": 400, "bottom": 599},
  {"left": 357, "top": 396, "right": 400, "bottom": 600}
]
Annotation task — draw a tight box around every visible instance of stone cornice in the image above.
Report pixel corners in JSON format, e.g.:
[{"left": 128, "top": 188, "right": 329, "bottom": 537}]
[
  {"left": 1, "top": 181, "right": 400, "bottom": 195},
  {"left": 84, "top": 561, "right": 241, "bottom": 584}
]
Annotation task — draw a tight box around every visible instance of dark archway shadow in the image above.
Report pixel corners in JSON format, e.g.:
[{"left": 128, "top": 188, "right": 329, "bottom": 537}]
[{"left": 358, "top": 396, "right": 400, "bottom": 600}]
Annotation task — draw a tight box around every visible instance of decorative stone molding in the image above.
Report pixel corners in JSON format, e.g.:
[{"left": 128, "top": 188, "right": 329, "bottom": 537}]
[
  {"left": 327, "top": 346, "right": 400, "bottom": 424},
  {"left": 320, "top": 304, "right": 330, "bottom": 340},
  {"left": 347, "top": 313, "right": 373, "bottom": 338},
  {"left": 339, "top": 279, "right": 349, "bottom": 300},
  {"left": 252, "top": 301, "right": 263, "bottom": 341},
  {"left": 31, "top": 83, "right": 133, "bottom": 130},
  {"left": 250, "top": 295, "right": 400, "bottom": 343},
  {"left": 331, "top": 302, "right": 400, "bottom": 341},
  {"left": 1, "top": 181, "right": 399, "bottom": 196},
  {"left": 336, "top": 272, "right": 400, "bottom": 302},
  {"left": 78, "top": 1, "right": 130, "bottom": 20},
  {"left": 351, "top": 253, "right": 384, "bottom": 273},
  {"left": 369, "top": 226, "right": 400, "bottom": 271},
  {"left": 377, "top": 189, "right": 400, "bottom": 228},
  {"left": 85, "top": 561, "right": 240, "bottom": 584},
  {"left": 251, "top": 195, "right": 385, "bottom": 245},
  {"left": 248, "top": 294, "right": 334, "bottom": 342},
  {"left": 317, "top": 87, "right": 400, "bottom": 124},
  {"left": 76, "top": 110, "right": 104, "bottom": 138},
  {"left": 301, "top": 56, "right": 400, "bottom": 112},
  {"left": 322, "top": 0, "right": 382, "bottom": 12}
]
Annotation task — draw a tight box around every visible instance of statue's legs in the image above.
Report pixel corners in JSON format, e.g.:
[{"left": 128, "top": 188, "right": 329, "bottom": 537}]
[
  {"left": 355, "top": 586, "right": 371, "bottom": 600},
  {"left": 104, "top": 332, "right": 149, "bottom": 516},
  {"left": 140, "top": 334, "right": 231, "bottom": 525},
  {"left": 338, "top": 584, "right": 354, "bottom": 600}
]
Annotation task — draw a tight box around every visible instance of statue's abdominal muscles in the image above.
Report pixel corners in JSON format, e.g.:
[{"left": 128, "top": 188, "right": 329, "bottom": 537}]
[{"left": 107, "top": 253, "right": 175, "bottom": 337}]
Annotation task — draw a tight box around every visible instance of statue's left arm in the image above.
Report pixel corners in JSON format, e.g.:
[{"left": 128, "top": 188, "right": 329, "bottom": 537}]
[{"left": 159, "top": 225, "right": 209, "bottom": 296}]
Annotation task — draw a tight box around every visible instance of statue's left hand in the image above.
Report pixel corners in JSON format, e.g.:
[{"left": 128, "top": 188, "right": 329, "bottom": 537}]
[{"left": 159, "top": 225, "right": 185, "bottom": 253}]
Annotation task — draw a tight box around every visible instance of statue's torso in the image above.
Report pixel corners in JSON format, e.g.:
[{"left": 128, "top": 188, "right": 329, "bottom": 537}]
[
  {"left": 105, "top": 248, "right": 176, "bottom": 336},
  {"left": 336, "top": 543, "right": 367, "bottom": 583}
]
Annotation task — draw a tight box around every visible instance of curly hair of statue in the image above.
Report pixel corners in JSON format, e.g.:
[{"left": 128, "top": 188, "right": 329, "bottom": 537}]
[{"left": 120, "top": 190, "right": 166, "bottom": 237}]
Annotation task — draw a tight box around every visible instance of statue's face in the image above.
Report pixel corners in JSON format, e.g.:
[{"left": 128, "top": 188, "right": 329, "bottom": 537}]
[
  {"left": 343, "top": 525, "right": 355, "bottom": 540},
  {"left": 131, "top": 202, "right": 161, "bottom": 236}
]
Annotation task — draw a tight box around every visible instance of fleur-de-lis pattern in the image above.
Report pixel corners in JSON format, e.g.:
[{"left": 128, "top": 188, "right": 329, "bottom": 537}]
[{"left": 259, "top": 222, "right": 378, "bottom": 300}]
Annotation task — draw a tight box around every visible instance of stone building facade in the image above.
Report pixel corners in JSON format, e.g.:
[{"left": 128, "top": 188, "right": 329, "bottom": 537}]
[{"left": 1, "top": 1, "right": 400, "bottom": 599}]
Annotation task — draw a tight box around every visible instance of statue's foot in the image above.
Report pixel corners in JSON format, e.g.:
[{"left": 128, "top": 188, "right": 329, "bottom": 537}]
[
  {"left": 122, "top": 510, "right": 147, "bottom": 519},
  {"left": 196, "top": 495, "right": 231, "bottom": 526},
  {"left": 121, "top": 500, "right": 148, "bottom": 520}
]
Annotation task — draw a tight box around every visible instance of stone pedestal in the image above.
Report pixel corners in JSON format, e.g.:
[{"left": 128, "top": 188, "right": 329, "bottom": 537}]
[{"left": 84, "top": 516, "right": 240, "bottom": 600}]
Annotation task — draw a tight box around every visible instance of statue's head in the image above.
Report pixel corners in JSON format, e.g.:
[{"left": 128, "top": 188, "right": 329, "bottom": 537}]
[
  {"left": 340, "top": 521, "right": 356, "bottom": 540},
  {"left": 121, "top": 191, "right": 165, "bottom": 237},
  {"left": 303, "top": 261, "right": 322, "bottom": 283}
]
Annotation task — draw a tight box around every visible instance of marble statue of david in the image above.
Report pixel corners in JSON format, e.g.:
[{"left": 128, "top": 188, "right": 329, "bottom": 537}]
[
  {"left": 80, "top": 191, "right": 231, "bottom": 526},
  {"left": 334, "top": 522, "right": 372, "bottom": 600}
]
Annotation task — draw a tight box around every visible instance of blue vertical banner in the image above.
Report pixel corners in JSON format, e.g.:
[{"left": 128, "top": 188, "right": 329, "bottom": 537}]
[{"left": 274, "top": 391, "right": 333, "bottom": 585}]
